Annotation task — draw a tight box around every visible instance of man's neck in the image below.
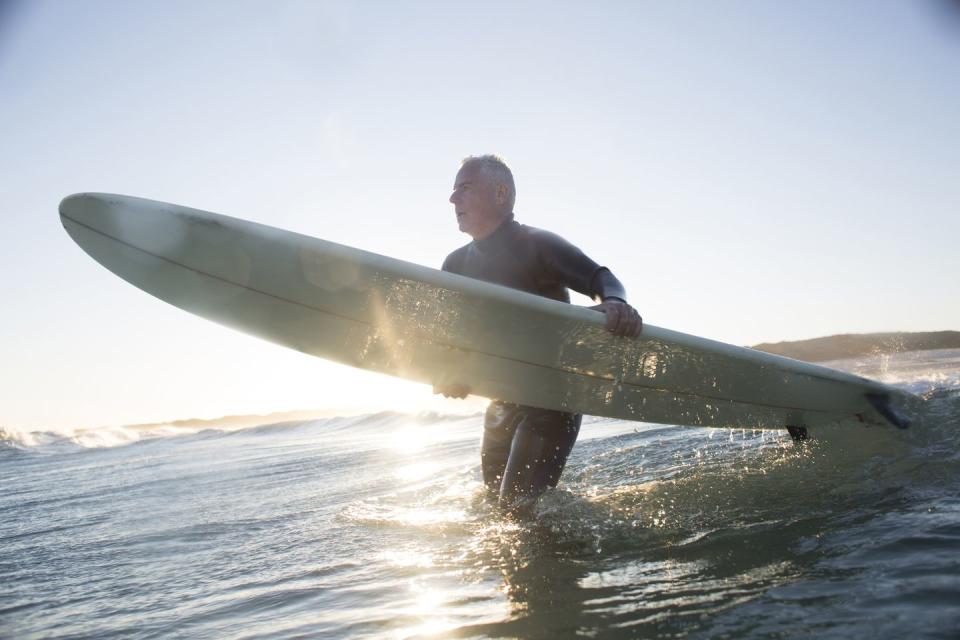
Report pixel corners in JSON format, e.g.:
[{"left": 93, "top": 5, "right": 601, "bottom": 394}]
[{"left": 471, "top": 212, "right": 514, "bottom": 241}]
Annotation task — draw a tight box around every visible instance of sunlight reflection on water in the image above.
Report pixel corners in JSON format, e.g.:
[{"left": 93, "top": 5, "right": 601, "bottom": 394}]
[{"left": 3, "top": 351, "right": 959, "bottom": 638}]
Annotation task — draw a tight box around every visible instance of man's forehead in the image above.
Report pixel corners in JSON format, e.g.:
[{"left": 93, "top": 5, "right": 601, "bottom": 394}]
[{"left": 454, "top": 165, "right": 483, "bottom": 186}]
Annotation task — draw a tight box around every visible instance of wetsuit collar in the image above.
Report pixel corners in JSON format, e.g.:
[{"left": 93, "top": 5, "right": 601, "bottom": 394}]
[{"left": 473, "top": 213, "right": 517, "bottom": 251}]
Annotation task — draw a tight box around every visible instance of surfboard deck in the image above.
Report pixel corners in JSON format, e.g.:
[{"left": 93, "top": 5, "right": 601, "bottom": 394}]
[{"left": 59, "top": 193, "right": 910, "bottom": 434}]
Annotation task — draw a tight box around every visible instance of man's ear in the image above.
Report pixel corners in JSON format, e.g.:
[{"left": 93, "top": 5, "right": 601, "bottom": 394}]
[{"left": 495, "top": 184, "right": 508, "bottom": 205}]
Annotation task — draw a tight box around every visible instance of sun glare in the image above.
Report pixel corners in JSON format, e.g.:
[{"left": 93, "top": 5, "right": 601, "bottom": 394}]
[
  {"left": 395, "top": 581, "right": 456, "bottom": 639},
  {"left": 395, "top": 460, "right": 443, "bottom": 481},
  {"left": 387, "top": 424, "right": 442, "bottom": 453}
]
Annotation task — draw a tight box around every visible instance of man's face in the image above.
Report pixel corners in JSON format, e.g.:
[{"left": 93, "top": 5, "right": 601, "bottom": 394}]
[{"left": 449, "top": 165, "right": 503, "bottom": 239}]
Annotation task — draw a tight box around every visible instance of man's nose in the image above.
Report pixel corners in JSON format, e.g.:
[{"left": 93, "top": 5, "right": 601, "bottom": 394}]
[{"left": 449, "top": 191, "right": 458, "bottom": 204}]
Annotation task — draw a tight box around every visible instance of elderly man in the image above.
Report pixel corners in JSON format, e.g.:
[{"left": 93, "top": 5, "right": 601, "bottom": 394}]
[{"left": 437, "top": 155, "right": 642, "bottom": 513}]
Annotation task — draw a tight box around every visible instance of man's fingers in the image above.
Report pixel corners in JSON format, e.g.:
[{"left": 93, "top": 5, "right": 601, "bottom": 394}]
[
  {"left": 617, "top": 307, "right": 633, "bottom": 336},
  {"left": 607, "top": 302, "right": 633, "bottom": 336},
  {"left": 627, "top": 308, "right": 642, "bottom": 337},
  {"left": 593, "top": 301, "right": 643, "bottom": 337},
  {"left": 433, "top": 382, "right": 470, "bottom": 398},
  {"left": 623, "top": 307, "right": 640, "bottom": 338},
  {"left": 599, "top": 301, "right": 643, "bottom": 338},
  {"left": 605, "top": 304, "right": 621, "bottom": 333},
  {"left": 620, "top": 309, "right": 634, "bottom": 337}
]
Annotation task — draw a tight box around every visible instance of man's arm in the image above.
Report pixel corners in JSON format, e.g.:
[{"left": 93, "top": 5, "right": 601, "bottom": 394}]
[{"left": 533, "top": 229, "right": 643, "bottom": 338}]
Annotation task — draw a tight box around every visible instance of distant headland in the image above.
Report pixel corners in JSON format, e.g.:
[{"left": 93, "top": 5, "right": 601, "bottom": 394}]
[{"left": 751, "top": 330, "right": 960, "bottom": 362}]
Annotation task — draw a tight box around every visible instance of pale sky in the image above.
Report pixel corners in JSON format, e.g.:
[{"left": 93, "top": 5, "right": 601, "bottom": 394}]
[{"left": 2, "top": 0, "right": 958, "bottom": 430}]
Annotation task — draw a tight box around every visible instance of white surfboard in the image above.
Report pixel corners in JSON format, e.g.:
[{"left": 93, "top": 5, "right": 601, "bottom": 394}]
[{"left": 59, "top": 193, "right": 910, "bottom": 435}]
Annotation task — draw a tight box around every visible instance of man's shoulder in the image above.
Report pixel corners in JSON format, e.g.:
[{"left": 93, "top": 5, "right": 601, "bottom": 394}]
[
  {"left": 518, "top": 223, "right": 577, "bottom": 251},
  {"left": 442, "top": 242, "right": 473, "bottom": 273}
]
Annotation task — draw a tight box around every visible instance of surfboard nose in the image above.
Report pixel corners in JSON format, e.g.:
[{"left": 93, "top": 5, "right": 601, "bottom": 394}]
[
  {"left": 60, "top": 192, "right": 111, "bottom": 232},
  {"left": 60, "top": 193, "right": 155, "bottom": 251},
  {"left": 59, "top": 193, "right": 234, "bottom": 292}
]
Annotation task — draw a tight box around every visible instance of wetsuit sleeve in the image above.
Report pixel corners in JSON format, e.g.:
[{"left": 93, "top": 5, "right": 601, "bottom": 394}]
[
  {"left": 590, "top": 267, "right": 628, "bottom": 303},
  {"left": 532, "top": 230, "right": 629, "bottom": 302}
]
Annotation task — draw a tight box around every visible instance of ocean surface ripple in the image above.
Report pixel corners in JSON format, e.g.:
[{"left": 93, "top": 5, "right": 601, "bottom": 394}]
[{"left": 2, "top": 350, "right": 959, "bottom": 639}]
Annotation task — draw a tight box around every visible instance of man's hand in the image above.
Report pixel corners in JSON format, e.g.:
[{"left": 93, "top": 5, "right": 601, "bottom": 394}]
[
  {"left": 591, "top": 298, "right": 642, "bottom": 338},
  {"left": 432, "top": 382, "right": 471, "bottom": 399}
]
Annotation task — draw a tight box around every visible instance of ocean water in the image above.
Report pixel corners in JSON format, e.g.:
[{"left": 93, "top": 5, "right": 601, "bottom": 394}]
[{"left": 2, "top": 349, "right": 959, "bottom": 639}]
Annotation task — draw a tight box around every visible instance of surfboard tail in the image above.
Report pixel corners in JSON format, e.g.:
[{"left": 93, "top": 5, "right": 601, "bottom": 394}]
[{"left": 865, "top": 392, "right": 911, "bottom": 430}]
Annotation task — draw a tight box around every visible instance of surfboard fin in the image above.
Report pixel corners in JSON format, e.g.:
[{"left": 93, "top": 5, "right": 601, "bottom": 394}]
[
  {"left": 865, "top": 393, "right": 911, "bottom": 430},
  {"left": 786, "top": 425, "right": 808, "bottom": 441}
]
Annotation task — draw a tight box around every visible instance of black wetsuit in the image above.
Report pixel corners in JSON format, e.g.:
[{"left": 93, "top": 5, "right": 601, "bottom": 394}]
[{"left": 442, "top": 214, "right": 629, "bottom": 509}]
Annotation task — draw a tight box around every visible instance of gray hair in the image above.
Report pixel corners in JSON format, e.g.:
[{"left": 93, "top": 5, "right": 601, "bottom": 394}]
[{"left": 461, "top": 154, "right": 516, "bottom": 211}]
